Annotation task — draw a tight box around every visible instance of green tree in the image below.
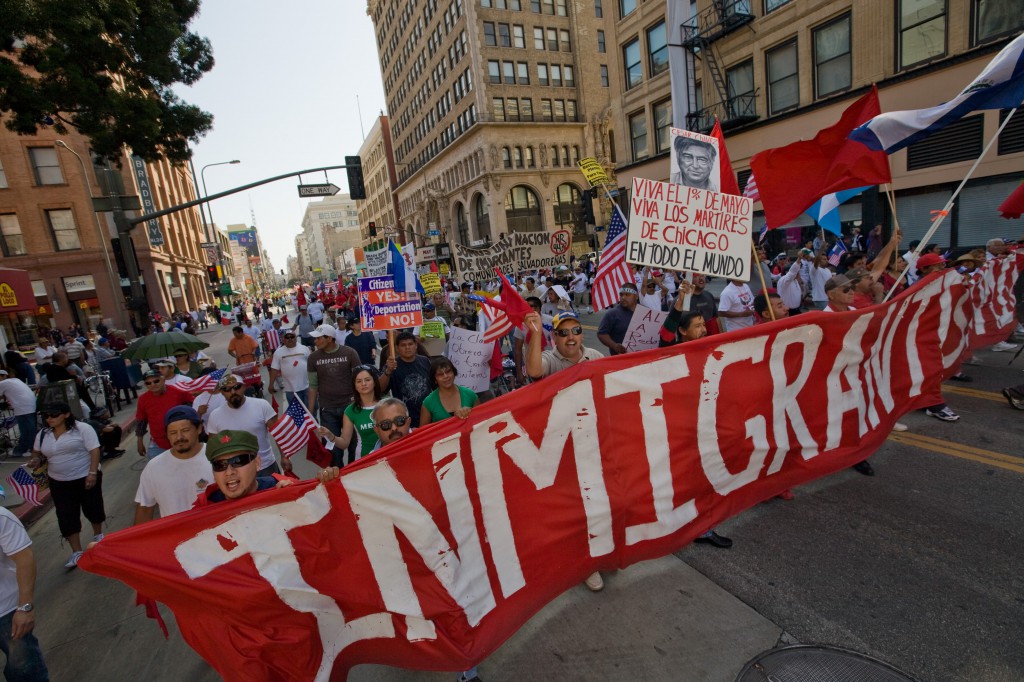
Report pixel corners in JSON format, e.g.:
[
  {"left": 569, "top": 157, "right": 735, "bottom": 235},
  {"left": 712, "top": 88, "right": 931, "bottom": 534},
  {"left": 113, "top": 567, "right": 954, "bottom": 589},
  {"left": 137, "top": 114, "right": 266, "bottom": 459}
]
[{"left": 0, "top": 0, "right": 214, "bottom": 163}]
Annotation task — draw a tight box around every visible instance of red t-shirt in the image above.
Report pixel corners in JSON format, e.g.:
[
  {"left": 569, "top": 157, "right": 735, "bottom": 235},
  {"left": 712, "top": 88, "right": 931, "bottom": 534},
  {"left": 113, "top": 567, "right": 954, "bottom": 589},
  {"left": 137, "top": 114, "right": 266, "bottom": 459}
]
[{"left": 135, "top": 387, "right": 194, "bottom": 448}]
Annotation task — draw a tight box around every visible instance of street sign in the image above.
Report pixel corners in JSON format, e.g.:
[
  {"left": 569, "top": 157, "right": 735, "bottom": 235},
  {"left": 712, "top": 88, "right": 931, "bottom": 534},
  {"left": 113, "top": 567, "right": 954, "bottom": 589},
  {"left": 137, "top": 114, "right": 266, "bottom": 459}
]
[
  {"left": 297, "top": 183, "right": 341, "bottom": 198},
  {"left": 428, "top": 229, "right": 441, "bottom": 237}
]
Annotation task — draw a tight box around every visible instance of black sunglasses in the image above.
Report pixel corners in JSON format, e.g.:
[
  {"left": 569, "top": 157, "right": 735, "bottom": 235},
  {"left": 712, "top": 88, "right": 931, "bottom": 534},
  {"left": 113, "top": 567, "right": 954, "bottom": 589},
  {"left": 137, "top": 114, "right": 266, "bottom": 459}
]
[
  {"left": 211, "top": 453, "right": 258, "bottom": 472},
  {"left": 42, "top": 411, "right": 65, "bottom": 419},
  {"left": 144, "top": 379, "right": 162, "bottom": 386},
  {"left": 221, "top": 384, "right": 246, "bottom": 392},
  {"left": 375, "top": 415, "right": 410, "bottom": 431},
  {"left": 554, "top": 326, "right": 584, "bottom": 337},
  {"left": 354, "top": 364, "right": 380, "bottom": 378}
]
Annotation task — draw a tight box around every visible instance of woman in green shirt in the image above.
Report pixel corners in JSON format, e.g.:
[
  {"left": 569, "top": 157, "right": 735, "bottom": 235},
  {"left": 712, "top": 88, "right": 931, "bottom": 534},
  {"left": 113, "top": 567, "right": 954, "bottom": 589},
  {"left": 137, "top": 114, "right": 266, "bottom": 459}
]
[
  {"left": 316, "top": 364, "right": 381, "bottom": 462},
  {"left": 420, "top": 357, "right": 479, "bottom": 426}
]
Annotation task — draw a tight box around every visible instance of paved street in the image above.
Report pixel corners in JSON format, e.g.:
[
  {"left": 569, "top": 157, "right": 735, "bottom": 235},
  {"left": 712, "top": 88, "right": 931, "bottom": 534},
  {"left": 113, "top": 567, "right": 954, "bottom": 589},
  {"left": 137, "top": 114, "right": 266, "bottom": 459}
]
[{"left": 14, "top": 305, "right": 1024, "bottom": 681}]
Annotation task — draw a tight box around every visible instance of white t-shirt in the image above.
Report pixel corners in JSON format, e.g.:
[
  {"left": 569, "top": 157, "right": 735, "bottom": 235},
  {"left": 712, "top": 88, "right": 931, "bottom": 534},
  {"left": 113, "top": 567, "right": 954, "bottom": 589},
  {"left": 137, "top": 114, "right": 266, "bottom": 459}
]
[
  {"left": 33, "top": 345, "right": 56, "bottom": 364},
  {"left": 260, "top": 318, "right": 276, "bottom": 332},
  {"left": 34, "top": 423, "right": 100, "bottom": 481},
  {"left": 0, "top": 379, "right": 37, "bottom": 416},
  {"left": 809, "top": 264, "right": 832, "bottom": 302},
  {"left": 135, "top": 447, "right": 212, "bottom": 516},
  {"left": 270, "top": 344, "right": 311, "bottom": 392},
  {"left": 192, "top": 392, "right": 227, "bottom": 427},
  {"left": 718, "top": 283, "right": 756, "bottom": 332},
  {"left": 307, "top": 301, "right": 325, "bottom": 321},
  {"left": 242, "top": 325, "right": 261, "bottom": 343},
  {"left": 570, "top": 273, "right": 588, "bottom": 294},
  {"left": 0, "top": 508, "right": 32, "bottom": 617},
  {"left": 206, "top": 398, "right": 278, "bottom": 470},
  {"left": 639, "top": 291, "right": 663, "bottom": 310},
  {"left": 334, "top": 329, "right": 350, "bottom": 346}
]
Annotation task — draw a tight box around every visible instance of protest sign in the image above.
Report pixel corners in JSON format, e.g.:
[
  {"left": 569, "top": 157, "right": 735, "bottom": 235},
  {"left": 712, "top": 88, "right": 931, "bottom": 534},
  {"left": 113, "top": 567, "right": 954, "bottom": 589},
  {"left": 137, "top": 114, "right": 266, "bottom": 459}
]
[
  {"left": 419, "top": 319, "right": 447, "bottom": 340},
  {"left": 669, "top": 128, "right": 722, "bottom": 191},
  {"left": 455, "top": 232, "right": 572, "bottom": 283},
  {"left": 626, "top": 177, "right": 753, "bottom": 280},
  {"left": 440, "top": 263, "right": 450, "bottom": 276},
  {"left": 447, "top": 326, "right": 492, "bottom": 393},
  {"left": 81, "top": 254, "right": 1024, "bottom": 682},
  {"left": 623, "top": 304, "right": 668, "bottom": 353},
  {"left": 364, "top": 241, "right": 389, "bottom": 277},
  {"left": 577, "top": 157, "right": 609, "bottom": 186},
  {"left": 420, "top": 272, "right": 442, "bottom": 295},
  {"left": 358, "top": 275, "right": 423, "bottom": 331}
]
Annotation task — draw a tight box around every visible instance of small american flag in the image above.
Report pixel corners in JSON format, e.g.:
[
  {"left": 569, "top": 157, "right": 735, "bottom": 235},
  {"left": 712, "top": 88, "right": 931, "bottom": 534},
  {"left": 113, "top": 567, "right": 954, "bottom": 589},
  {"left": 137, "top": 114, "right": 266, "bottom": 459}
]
[
  {"left": 264, "top": 329, "right": 281, "bottom": 351},
  {"left": 591, "top": 205, "right": 633, "bottom": 311},
  {"left": 173, "top": 368, "right": 226, "bottom": 393},
  {"left": 269, "top": 396, "right": 318, "bottom": 458},
  {"left": 7, "top": 466, "right": 41, "bottom": 506},
  {"left": 827, "top": 240, "right": 848, "bottom": 267},
  {"left": 742, "top": 173, "right": 761, "bottom": 201}
]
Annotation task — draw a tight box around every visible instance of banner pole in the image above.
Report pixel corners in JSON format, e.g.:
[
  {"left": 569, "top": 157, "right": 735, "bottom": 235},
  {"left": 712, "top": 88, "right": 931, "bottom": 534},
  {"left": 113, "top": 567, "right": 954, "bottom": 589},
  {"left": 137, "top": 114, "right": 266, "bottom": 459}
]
[
  {"left": 388, "top": 329, "right": 395, "bottom": 361},
  {"left": 882, "top": 106, "right": 1019, "bottom": 302},
  {"left": 751, "top": 240, "right": 775, "bottom": 321}
]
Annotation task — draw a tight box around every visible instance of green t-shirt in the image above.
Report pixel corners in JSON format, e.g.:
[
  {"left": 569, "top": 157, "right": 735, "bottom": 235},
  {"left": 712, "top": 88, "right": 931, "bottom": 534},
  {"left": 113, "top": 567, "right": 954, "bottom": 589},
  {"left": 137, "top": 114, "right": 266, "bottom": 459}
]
[
  {"left": 344, "top": 402, "right": 379, "bottom": 459},
  {"left": 422, "top": 386, "right": 478, "bottom": 423}
]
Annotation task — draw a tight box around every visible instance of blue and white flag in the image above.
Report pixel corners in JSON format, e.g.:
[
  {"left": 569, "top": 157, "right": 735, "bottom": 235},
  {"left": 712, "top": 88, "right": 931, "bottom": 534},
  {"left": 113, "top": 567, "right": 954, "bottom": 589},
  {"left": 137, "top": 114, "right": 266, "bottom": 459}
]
[
  {"left": 804, "top": 186, "right": 870, "bottom": 236},
  {"left": 850, "top": 33, "right": 1024, "bottom": 153}
]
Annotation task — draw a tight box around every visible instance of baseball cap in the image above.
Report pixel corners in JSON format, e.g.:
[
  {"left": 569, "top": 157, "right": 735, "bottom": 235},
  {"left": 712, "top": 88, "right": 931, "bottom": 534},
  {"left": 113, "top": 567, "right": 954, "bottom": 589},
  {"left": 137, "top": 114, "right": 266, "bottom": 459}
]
[
  {"left": 216, "top": 373, "right": 242, "bottom": 390},
  {"left": 845, "top": 267, "right": 869, "bottom": 281},
  {"left": 151, "top": 358, "right": 175, "bottom": 367},
  {"left": 916, "top": 253, "right": 946, "bottom": 269},
  {"left": 551, "top": 311, "right": 580, "bottom": 328},
  {"left": 164, "top": 405, "right": 202, "bottom": 428},
  {"left": 206, "top": 430, "right": 259, "bottom": 462},
  {"left": 143, "top": 369, "right": 161, "bottom": 379},
  {"left": 619, "top": 283, "right": 638, "bottom": 295},
  {"left": 423, "top": 302, "right": 436, "bottom": 311},
  {"left": 824, "top": 274, "right": 857, "bottom": 293},
  {"left": 98, "top": 337, "right": 109, "bottom": 345},
  {"left": 0, "top": 369, "right": 8, "bottom": 376},
  {"left": 310, "top": 323, "right": 337, "bottom": 338}
]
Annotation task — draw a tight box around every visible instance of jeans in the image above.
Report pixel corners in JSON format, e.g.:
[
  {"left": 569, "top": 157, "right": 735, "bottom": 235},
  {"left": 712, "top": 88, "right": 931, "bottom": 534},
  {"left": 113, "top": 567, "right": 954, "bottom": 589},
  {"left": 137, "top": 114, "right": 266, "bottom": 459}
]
[
  {"left": 0, "top": 609, "right": 50, "bottom": 681},
  {"left": 146, "top": 441, "right": 165, "bottom": 459},
  {"left": 13, "top": 365, "right": 34, "bottom": 386},
  {"left": 13, "top": 414, "right": 36, "bottom": 457},
  {"left": 285, "top": 389, "right": 309, "bottom": 408},
  {"left": 319, "top": 405, "right": 348, "bottom": 467}
]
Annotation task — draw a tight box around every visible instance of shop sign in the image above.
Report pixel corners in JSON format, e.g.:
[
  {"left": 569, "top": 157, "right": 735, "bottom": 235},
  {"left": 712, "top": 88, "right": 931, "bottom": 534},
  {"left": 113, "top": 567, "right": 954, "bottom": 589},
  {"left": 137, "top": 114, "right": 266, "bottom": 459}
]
[
  {"left": 0, "top": 284, "right": 18, "bottom": 308},
  {"left": 63, "top": 275, "right": 97, "bottom": 294}
]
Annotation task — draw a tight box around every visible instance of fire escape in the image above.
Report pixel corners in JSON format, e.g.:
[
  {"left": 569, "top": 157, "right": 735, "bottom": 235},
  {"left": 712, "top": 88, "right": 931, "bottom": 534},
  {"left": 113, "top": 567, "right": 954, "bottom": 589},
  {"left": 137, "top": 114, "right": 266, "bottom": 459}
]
[{"left": 681, "top": 0, "right": 758, "bottom": 133}]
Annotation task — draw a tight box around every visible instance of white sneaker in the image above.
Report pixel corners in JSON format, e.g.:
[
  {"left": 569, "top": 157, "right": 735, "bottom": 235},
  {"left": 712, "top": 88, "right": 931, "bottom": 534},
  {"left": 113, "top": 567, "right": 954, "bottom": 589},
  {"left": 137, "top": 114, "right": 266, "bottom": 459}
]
[
  {"left": 891, "top": 422, "right": 908, "bottom": 432},
  {"left": 93, "top": 533, "right": 105, "bottom": 542},
  {"left": 583, "top": 571, "right": 604, "bottom": 592},
  {"left": 64, "top": 551, "right": 84, "bottom": 569},
  {"left": 991, "top": 341, "right": 1019, "bottom": 352}
]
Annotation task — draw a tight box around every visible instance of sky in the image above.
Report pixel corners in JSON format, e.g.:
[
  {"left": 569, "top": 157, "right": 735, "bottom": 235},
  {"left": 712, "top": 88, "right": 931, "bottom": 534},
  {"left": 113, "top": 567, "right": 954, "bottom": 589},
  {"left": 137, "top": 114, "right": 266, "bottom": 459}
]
[{"left": 176, "top": 1, "right": 387, "bottom": 273}]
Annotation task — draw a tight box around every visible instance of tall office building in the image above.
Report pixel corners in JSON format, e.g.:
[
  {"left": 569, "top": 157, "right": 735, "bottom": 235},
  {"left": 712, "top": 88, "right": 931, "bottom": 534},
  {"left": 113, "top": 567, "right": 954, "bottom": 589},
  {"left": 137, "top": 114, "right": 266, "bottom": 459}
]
[{"left": 368, "top": 0, "right": 620, "bottom": 255}]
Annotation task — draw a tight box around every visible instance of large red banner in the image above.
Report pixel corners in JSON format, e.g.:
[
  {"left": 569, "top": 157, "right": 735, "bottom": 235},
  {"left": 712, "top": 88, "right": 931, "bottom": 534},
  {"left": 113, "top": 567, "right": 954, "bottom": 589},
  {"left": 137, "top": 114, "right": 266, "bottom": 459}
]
[{"left": 81, "top": 255, "right": 1022, "bottom": 681}]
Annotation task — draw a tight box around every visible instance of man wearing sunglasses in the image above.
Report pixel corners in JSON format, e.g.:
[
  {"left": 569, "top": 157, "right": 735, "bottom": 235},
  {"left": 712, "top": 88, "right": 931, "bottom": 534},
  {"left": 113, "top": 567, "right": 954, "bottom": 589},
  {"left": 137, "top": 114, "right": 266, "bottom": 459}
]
[
  {"left": 135, "top": 369, "right": 194, "bottom": 459},
  {"left": 368, "top": 397, "right": 413, "bottom": 452},
  {"left": 526, "top": 311, "right": 603, "bottom": 381},
  {"left": 195, "top": 431, "right": 287, "bottom": 505},
  {"left": 207, "top": 374, "right": 290, "bottom": 477},
  {"left": 269, "top": 329, "right": 311, "bottom": 406}
]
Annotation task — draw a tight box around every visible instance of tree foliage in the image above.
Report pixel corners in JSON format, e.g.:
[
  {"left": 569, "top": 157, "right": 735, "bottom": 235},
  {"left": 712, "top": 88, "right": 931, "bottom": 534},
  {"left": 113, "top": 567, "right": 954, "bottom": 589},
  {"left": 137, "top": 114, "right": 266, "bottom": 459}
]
[{"left": 0, "top": 0, "right": 215, "bottom": 163}]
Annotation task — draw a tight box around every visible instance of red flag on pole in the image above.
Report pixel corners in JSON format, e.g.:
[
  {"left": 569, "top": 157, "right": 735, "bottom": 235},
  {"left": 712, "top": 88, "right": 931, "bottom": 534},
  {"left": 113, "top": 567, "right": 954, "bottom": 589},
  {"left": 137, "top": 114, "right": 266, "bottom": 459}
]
[{"left": 710, "top": 119, "right": 741, "bottom": 196}]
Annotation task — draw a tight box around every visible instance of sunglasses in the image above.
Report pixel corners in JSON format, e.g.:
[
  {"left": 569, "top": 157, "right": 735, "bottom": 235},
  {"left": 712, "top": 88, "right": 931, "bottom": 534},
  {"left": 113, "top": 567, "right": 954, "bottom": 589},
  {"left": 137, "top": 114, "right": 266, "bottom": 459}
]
[
  {"left": 174, "top": 354, "right": 189, "bottom": 358},
  {"left": 144, "top": 379, "right": 163, "bottom": 386},
  {"left": 221, "top": 384, "right": 246, "bottom": 392},
  {"left": 554, "top": 326, "right": 584, "bottom": 337},
  {"left": 354, "top": 364, "right": 380, "bottom": 377},
  {"left": 42, "top": 412, "right": 65, "bottom": 419},
  {"left": 211, "top": 453, "right": 258, "bottom": 472},
  {"left": 375, "top": 415, "right": 410, "bottom": 431},
  {"left": 283, "top": 334, "right": 296, "bottom": 338}
]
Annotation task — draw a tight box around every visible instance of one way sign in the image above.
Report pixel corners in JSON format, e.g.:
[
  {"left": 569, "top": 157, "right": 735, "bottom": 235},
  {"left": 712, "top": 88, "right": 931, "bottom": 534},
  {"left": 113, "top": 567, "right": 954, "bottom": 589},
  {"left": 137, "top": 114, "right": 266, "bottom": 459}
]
[{"left": 297, "top": 183, "right": 341, "bottom": 198}]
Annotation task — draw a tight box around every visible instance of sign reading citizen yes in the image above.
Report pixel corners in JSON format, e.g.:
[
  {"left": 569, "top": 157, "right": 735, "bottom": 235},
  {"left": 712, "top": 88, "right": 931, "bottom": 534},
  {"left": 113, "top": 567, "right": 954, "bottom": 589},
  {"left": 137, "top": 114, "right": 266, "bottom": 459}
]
[{"left": 130, "top": 155, "right": 165, "bottom": 247}]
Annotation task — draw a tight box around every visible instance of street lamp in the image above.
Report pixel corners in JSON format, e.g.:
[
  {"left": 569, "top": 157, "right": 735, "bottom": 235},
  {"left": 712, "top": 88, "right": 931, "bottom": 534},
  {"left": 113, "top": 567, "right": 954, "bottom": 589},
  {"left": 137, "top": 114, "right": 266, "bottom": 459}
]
[
  {"left": 54, "top": 140, "right": 129, "bottom": 331},
  {"left": 200, "top": 160, "right": 241, "bottom": 238}
]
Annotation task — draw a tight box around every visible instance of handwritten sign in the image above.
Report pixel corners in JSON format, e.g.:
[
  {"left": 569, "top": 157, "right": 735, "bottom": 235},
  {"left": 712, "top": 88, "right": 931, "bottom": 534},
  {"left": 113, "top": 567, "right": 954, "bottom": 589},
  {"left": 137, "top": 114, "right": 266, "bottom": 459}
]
[
  {"left": 577, "top": 157, "right": 609, "bottom": 186},
  {"left": 420, "top": 272, "right": 442, "bottom": 295},
  {"left": 623, "top": 304, "right": 668, "bottom": 353},
  {"left": 363, "top": 242, "right": 389, "bottom": 277},
  {"left": 358, "top": 275, "right": 423, "bottom": 331},
  {"left": 626, "top": 177, "right": 752, "bottom": 281},
  {"left": 454, "top": 232, "right": 572, "bottom": 283},
  {"left": 447, "top": 327, "right": 491, "bottom": 393}
]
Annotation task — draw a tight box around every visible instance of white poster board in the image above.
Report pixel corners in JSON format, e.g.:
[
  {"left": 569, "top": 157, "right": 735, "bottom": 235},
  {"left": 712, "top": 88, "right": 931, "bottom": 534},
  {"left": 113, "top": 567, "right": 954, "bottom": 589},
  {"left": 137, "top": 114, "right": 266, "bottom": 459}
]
[
  {"left": 623, "top": 304, "right": 668, "bottom": 353},
  {"left": 364, "top": 243, "right": 389, "bottom": 277},
  {"left": 447, "top": 327, "right": 492, "bottom": 393}
]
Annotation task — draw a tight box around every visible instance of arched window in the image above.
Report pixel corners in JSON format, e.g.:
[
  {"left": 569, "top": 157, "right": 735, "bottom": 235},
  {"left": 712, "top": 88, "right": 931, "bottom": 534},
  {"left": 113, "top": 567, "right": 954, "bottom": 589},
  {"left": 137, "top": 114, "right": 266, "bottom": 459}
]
[
  {"left": 456, "top": 203, "right": 470, "bottom": 246},
  {"left": 474, "top": 194, "right": 491, "bottom": 242},
  {"left": 554, "top": 183, "right": 586, "bottom": 239},
  {"left": 502, "top": 147, "right": 512, "bottom": 168},
  {"left": 513, "top": 146, "right": 523, "bottom": 168},
  {"left": 505, "top": 185, "right": 543, "bottom": 233}
]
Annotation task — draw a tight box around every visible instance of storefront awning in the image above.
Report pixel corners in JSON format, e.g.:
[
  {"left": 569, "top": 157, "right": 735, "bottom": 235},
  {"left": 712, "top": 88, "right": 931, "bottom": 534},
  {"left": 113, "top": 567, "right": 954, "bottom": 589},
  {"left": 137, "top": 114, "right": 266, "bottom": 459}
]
[{"left": 0, "top": 268, "right": 36, "bottom": 314}]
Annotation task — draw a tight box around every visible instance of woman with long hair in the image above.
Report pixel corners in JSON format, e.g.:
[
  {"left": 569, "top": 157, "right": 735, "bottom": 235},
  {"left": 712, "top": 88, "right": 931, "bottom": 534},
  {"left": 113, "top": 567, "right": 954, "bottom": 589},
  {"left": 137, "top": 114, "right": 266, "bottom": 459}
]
[
  {"left": 27, "top": 402, "right": 105, "bottom": 569},
  {"left": 315, "top": 364, "right": 382, "bottom": 464},
  {"left": 420, "top": 357, "right": 479, "bottom": 427}
]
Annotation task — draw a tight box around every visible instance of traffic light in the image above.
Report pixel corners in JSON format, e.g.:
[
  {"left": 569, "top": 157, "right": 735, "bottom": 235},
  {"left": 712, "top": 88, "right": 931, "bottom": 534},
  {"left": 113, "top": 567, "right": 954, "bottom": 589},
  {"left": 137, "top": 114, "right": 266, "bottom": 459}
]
[
  {"left": 346, "top": 155, "right": 366, "bottom": 200},
  {"left": 581, "top": 188, "right": 596, "bottom": 225},
  {"left": 368, "top": 220, "right": 377, "bottom": 237},
  {"left": 206, "top": 265, "right": 221, "bottom": 284}
]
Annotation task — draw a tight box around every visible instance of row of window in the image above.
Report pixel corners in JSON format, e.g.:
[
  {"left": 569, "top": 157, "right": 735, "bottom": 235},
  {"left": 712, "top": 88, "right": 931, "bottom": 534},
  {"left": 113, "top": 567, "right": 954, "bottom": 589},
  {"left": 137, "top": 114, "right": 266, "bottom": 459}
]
[
  {"left": 628, "top": 100, "right": 673, "bottom": 162},
  {"left": 487, "top": 60, "right": 575, "bottom": 87},
  {"left": 483, "top": 23, "right": 573, "bottom": 52},
  {"left": 398, "top": 104, "right": 479, "bottom": 183},
  {"left": 622, "top": 20, "right": 668, "bottom": 90},
  {"left": 481, "top": 0, "right": 569, "bottom": 16},
  {"left": 0, "top": 210, "right": 81, "bottom": 258},
  {"left": 0, "top": 147, "right": 65, "bottom": 188},
  {"left": 492, "top": 97, "right": 579, "bottom": 122},
  {"left": 499, "top": 145, "right": 581, "bottom": 168},
  {"left": 391, "top": 31, "right": 467, "bottom": 139}
]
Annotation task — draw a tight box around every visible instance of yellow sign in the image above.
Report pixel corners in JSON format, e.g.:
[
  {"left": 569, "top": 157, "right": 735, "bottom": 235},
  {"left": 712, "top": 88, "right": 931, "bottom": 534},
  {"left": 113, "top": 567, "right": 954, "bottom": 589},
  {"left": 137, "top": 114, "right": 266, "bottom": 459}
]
[
  {"left": 420, "top": 272, "right": 442, "bottom": 295},
  {"left": 0, "top": 283, "right": 16, "bottom": 308},
  {"left": 439, "top": 263, "right": 450, "bottom": 275},
  {"left": 577, "top": 157, "right": 609, "bottom": 186}
]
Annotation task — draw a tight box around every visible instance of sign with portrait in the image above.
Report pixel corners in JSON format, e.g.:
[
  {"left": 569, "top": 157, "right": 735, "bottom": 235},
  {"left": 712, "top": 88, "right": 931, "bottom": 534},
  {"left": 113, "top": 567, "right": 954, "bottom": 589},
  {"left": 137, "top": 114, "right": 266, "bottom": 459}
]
[{"left": 669, "top": 128, "right": 721, "bottom": 193}]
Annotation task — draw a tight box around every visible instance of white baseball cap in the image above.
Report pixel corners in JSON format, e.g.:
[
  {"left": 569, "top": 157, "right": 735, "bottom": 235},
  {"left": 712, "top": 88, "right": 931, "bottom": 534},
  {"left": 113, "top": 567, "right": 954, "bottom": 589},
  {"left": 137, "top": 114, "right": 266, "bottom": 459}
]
[{"left": 309, "top": 323, "right": 337, "bottom": 338}]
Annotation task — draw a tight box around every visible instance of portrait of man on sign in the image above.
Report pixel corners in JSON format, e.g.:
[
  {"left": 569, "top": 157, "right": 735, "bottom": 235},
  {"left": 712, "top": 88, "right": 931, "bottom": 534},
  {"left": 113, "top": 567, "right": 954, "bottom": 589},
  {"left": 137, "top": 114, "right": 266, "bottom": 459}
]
[{"left": 669, "top": 128, "right": 720, "bottom": 192}]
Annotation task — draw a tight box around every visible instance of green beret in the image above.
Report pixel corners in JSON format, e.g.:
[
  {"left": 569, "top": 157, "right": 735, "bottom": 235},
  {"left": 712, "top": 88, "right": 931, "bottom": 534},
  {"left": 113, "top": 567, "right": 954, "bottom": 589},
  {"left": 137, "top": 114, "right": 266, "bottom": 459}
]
[{"left": 206, "top": 430, "right": 259, "bottom": 462}]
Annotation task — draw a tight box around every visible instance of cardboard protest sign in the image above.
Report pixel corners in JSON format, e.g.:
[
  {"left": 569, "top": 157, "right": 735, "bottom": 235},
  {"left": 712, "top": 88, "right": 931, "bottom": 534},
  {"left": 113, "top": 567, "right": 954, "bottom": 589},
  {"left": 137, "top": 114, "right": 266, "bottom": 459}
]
[
  {"left": 358, "top": 275, "right": 423, "bottom": 331},
  {"left": 623, "top": 304, "right": 668, "bottom": 353},
  {"left": 455, "top": 232, "right": 572, "bottom": 283},
  {"left": 626, "top": 177, "right": 753, "bottom": 281},
  {"left": 364, "top": 241, "right": 389, "bottom": 277},
  {"left": 577, "top": 157, "right": 609, "bottom": 186},
  {"left": 439, "top": 263, "right": 450, "bottom": 276},
  {"left": 446, "top": 327, "right": 492, "bottom": 392},
  {"left": 420, "top": 272, "right": 442, "bottom": 295},
  {"left": 419, "top": 319, "right": 447, "bottom": 340},
  {"left": 669, "top": 128, "right": 721, "bottom": 191}
]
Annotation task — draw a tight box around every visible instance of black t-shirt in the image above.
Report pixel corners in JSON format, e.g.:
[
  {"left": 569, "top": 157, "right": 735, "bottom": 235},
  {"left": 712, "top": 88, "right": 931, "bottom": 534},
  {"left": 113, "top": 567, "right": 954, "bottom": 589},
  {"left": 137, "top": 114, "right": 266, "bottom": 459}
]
[
  {"left": 4, "top": 350, "right": 26, "bottom": 367},
  {"left": 44, "top": 364, "right": 74, "bottom": 383},
  {"left": 344, "top": 332, "right": 377, "bottom": 365},
  {"left": 597, "top": 304, "right": 634, "bottom": 350},
  {"left": 390, "top": 356, "right": 432, "bottom": 427}
]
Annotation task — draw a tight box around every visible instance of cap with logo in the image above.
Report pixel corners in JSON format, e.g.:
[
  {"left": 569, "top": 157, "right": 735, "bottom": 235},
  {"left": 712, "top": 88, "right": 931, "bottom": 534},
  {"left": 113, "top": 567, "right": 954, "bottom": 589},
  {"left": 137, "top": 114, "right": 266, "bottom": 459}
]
[{"left": 206, "top": 430, "right": 259, "bottom": 462}]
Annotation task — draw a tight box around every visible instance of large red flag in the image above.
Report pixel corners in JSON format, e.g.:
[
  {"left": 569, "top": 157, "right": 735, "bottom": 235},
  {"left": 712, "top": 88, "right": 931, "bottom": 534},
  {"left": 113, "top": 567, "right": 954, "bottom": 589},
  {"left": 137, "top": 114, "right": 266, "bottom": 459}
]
[
  {"left": 998, "top": 181, "right": 1024, "bottom": 219},
  {"left": 750, "top": 86, "right": 891, "bottom": 228},
  {"left": 710, "top": 119, "right": 742, "bottom": 196}
]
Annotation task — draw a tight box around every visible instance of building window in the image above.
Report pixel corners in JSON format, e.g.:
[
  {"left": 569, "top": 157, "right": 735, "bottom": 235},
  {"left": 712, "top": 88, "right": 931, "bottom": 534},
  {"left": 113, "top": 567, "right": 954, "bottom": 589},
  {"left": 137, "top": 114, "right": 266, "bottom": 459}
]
[
  {"left": 513, "top": 24, "right": 525, "bottom": 48},
  {"left": 526, "top": 146, "right": 536, "bottom": 167},
  {"left": 620, "top": 0, "right": 637, "bottom": 18},
  {"left": 493, "top": 98, "right": 506, "bottom": 121},
  {"left": 629, "top": 111, "right": 648, "bottom": 161},
  {"left": 560, "top": 29, "right": 571, "bottom": 51},
  {"left": 553, "top": 98, "right": 565, "bottom": 121},
  {"left": 522, "top": 97, "right": 534, "bottom": 120},
  {"left": 595, "top": 0, "right": 603, "bottom": 18},
  {"left": 653, "top": 99, "right": 672, "bottom": 153},
  {"left": 541, "top": 98, "right": 553, "bottom": 121},
  {"left": 531, "top": 0, "right": 540, "bottom": 11},
  {"left": 567, "top": 99, "right": 578, "bottom": 121},
  {"left": 46, "top": 209, "right": 81, "bottom": 251},
  {"left": 508, "top": 97, "right": 520, "bottom": 120},
  {"left": 551, "top": 64, "right": 562, "bottom": 87},
  {"left": 503, "top": 61, "right": 516, "bottom": 83},
  {"left": 543, "top": 0, "right": 554, "bottom": 13},
  {"left": 502, "top": 146, "right": 512, "bottom": 168},
  {"left": 597, "top": 30, "right": 606, "bottom": 53},
  {"left": 561, "top": 145, "right": 570, "bottom": 166},
  {"left": 499, "top": 22, "right": 512, "bottom": 46},
  {"left": 547, "top": 28, "right": 558, "bottom": 50},
  {"left": 0, "top": 160, "right": 7, "bottom": 188},
  {"left": 514, "top": 147, "right": 524, "bottom": 167},
  {"left": 600, "top": 64, "right": 609, "bottom": 87},
  {"left": 564, "top": 65, "right": 575, "bottom": 87},
  {"left": 0, "top": 215, "right": 26, "bottom": 256},
  {"left": 534, "top": 27, "right": 545, "bottom": 49},
  {"left": 28, "top": 147, "right": 64, "bottom": 185},
  {"left": 538, "top": 63, "right": 549, "bottom": 85},
  {"left": 456, "top": 203, "right": 470, "bottom": 246},
  {"left": 727, "top": 60, "right": 756, "bottom": 119},
  {"left": 554, "top": 183, "right": 585, "bottom": 238},
  {"left": 765, "top": 0, "right": 792, "bottom": 11},
  {"left": 624, "top": 38, "right": 642, "bottom": 89},
  {"left": 484, "top": 22, "right": 497, "bottom": 45},
  {"left": 505, "top": 185, "right": 543, "bottom": 232},
  {"left": 974, "top": 0, "right": 1024, "bottom": 44},
  {"left": 767, "top": 40, "right": 799, "bottom": 114},
  {"left": 488, "top": 60, "right": 501, "bottom": 83},
  {"left": 517, "top": 62, "right": 530, "bottom": 84},
  {"left": 899, "top": 0, "right": 946, "bottom": 69},
  {"left": 814, "top": 14, "right": 852, "bottom": 99},
  {"left": 475, "top": 194, "right": 491, "bottom": 238},
  {"left": 648, "top": 21, "right": 668, "bottom": 77}
]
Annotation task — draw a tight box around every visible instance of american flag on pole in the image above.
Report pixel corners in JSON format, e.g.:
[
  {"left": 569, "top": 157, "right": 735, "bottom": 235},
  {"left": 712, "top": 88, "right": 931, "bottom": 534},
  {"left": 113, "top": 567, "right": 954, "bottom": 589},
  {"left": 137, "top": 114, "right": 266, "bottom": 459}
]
[
  {"left": 7, "top": 466, "right": 41, "bottom": 506},
  {"left": 742, "top": 173, "right": 761, "bottom": 201},
  {"left": 264, "top": 329, "right": 282, "bottom": 351},
  {"left": 172, "top": 368, "right": 226, "bottom": 393},
  {"left": 591, "top": 205, "right": 633, "bottom": 311},
  {"left": 827, "top": 240, "right": 848, "bottom": 267},
  {"left": 269, "top": 396, "right": 319, "bottom": 458},
  {"left": 466, "top": 293, "right": 513, "bottom": 343}
]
